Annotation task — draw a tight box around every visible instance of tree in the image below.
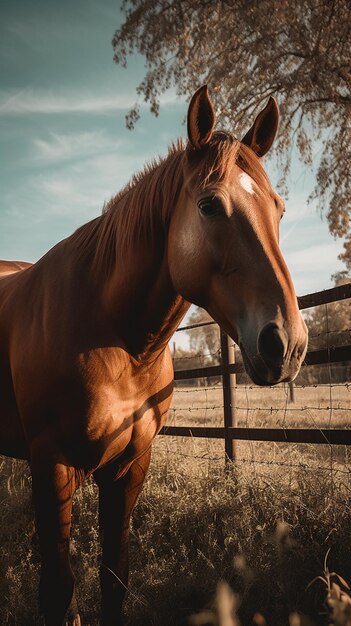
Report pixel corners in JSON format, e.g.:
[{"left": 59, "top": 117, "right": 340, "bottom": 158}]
[
  {"left": 339, "top": 237, "right": 351, "bottom": 272},
  {"left": 184, "top": 308, "right": 248, "bottom": 384},
  {"left": 305, "top": 273, "right": 351, "bottom": 349},
  {"left": 301, "top": 272, "right": 351, "bottom": 383},
  {"left": 113, "top": 0, "right": 351, "bottom": 263},
  {"left": 186, "top": 308, "right": 220, "bottom": 365},
  {"left": 172, "top": 345, "right": 207, "bottom": 386}
]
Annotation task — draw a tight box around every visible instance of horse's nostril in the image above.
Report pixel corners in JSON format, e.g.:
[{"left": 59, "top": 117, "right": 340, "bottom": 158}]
[{"left": 258, "top": 323, "right": 288, "bottom": 368}]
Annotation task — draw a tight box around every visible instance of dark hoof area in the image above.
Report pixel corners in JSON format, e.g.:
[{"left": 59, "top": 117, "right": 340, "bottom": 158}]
[{"left": 64, "top": 614, "right": 81, "bottom": 626}]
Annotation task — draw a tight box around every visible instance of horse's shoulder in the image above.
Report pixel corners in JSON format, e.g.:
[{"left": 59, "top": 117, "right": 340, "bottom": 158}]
[{"left": 80, "top": 345, "right": 173, "bottom": 394}]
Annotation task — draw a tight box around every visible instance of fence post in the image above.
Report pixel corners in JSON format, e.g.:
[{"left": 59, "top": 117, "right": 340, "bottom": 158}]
[
  {"left": 288, "top": 381, "right": 295, "bottom": 403},
  {"left": 220, "top": 329, "right": 237, "bottom": 464}
]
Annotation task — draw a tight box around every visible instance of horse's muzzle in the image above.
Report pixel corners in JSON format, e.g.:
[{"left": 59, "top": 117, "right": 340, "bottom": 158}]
[
  {"left": 240, "top": 322, "right": 307, "bottom": 386},
  {"left": 258, "top": 322, "right": 288, "bottom": 370}
]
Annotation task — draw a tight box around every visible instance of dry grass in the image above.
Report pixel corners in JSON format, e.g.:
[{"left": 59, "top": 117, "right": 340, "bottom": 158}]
[
  {"left": 126, "top": 447, "right": 351, "bottom": 626},
  {"left": 0, "top": 381, "right": 351, "bottom": 625}
]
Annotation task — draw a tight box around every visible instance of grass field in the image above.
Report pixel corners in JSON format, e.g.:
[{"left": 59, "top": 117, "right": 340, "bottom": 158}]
[
  {"left": 170, "top": 382, "right": 351, "bottom": 429},
  {"left": 1, "top": 380, "right": 351, "bottom": 625},
  {"left": 166, "top": 382, "right": 351, "bottom": 475}
]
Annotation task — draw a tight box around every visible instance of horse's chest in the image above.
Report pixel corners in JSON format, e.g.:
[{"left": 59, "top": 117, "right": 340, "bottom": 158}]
[{"left": 79, "top": 361, "right": 173, "bottom": 468}]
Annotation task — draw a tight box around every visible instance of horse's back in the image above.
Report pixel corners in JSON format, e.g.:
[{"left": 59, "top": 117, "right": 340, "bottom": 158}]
[
  {"left": 0, "top": 259, "right": 33, "bottom": 330},
  {"left": 0, "top": 260, "right": 32, "bottom": 278},
  {"left": 0, "top": 260, "right": 34, "bottom": 459}
]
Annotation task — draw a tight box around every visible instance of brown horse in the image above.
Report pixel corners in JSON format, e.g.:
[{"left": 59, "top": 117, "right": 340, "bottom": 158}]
[{"left": 0, "top": 86, "right": 307, "bottom": 625}]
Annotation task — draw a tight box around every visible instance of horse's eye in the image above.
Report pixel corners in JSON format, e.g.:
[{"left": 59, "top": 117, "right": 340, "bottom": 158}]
[{"left": 197, "top": 196, "right": 224, "bottom": 217}]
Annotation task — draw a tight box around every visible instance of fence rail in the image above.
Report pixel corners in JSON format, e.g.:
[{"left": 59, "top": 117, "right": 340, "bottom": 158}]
[
  {"left": 159, "top": 282, "right": 351, "bottom": 461},
  {"left": 173, "top": 344, "right": 351, "bottom": 381},
  {"left": 160, "top": 426, "right": 351, "bottom": 446}
]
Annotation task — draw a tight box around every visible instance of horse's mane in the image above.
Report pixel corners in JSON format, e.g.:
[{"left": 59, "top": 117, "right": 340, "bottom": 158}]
[{"left": 69, "top": 133, "right": 271, "bottom": 280}]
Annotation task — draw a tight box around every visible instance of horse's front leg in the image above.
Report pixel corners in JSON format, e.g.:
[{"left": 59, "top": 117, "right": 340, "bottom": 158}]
[
  {"left": 31, "top": 448, "right": 81, "bottom": 626},
  {"left": 94, "top": 448, "right": 151, "bottom": 626}
]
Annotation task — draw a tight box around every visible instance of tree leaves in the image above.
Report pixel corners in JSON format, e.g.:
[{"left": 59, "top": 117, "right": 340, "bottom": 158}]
[{"left": 112, "top": 0, "right": 351, "bottom": 264}]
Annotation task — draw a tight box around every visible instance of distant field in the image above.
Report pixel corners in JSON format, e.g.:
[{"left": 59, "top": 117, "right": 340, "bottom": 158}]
[
  {"left": 169, "top": 383, "right": 351, "bottom": 429},
  {"left": 159, "top": 382, "right": 351, "bottom": 476}
]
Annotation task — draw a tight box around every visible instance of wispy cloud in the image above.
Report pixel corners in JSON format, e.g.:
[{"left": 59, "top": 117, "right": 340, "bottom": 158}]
[
  {"left": 0, "top": 87, "right": 180, "bottom": 115},
  {"left": 32, "top": 130, "right": 117, "bottom": 162},
  {"left": 283, "top": 240, "right": 344, "bottom": 295},
  {"left": 2, "top": 146, "right": 150, "bottom": 224},
  {"left": 0, "top": 88, "right": 133, "bottom": 114},
  {"left": 281, "top": 203, "right": 312, "bottom": 244}
]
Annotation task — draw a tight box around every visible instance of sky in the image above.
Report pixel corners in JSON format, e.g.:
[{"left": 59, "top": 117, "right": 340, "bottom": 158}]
[{"left": 0, "top": 0, "right": 346, "bottom": 345}]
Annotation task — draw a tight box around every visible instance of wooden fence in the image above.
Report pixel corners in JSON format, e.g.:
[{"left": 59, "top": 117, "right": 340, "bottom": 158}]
[{"left": 160, "top": 282, "right": 351, "bottom": 462}]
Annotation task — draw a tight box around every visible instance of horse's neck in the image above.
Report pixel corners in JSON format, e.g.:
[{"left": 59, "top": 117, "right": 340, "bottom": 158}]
[
  {"left": 59, "top": 147, "right": 189, "bottom": 358},
  {"left": 96, "top": 154, "right": 189, "bottom": 359},
  {"left": 134, "top": 252, "right": 190, "bottom": 359},
  {"left": 101, "top": 238, "right": 189, "bottom": 359}
]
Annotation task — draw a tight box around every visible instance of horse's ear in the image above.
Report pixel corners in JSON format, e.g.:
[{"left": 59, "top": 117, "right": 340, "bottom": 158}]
[
  {"left": 241, "top": 97, "right": 280, "bottom": 157},
  {"left": 187, "top": 85, "right": 216, "bottom": 149}
]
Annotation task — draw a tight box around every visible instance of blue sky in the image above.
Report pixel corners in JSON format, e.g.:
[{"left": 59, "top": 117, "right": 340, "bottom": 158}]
[{"left": 0, "top": 0, "right": 346, "bottom": 309}]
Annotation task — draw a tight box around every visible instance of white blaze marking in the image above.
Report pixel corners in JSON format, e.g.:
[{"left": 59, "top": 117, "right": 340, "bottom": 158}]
[{"left": 239, "top": 172, "right": 255, "bottom": 195}]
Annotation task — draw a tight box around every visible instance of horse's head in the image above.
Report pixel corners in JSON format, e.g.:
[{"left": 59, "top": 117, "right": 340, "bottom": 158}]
[{"left": 168, "top": 86, "right": 308, "bottom": 386}]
